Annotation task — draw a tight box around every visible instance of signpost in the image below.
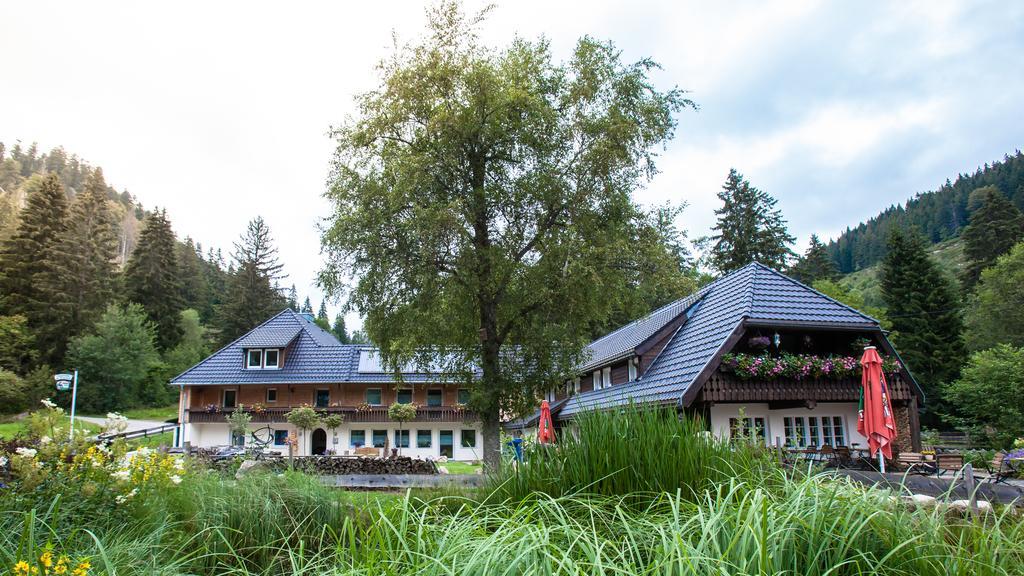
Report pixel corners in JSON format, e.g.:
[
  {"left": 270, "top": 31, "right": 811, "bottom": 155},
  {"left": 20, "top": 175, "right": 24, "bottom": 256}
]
[{"left": 54, "top": 371, "right": 78, "bottom": 440}]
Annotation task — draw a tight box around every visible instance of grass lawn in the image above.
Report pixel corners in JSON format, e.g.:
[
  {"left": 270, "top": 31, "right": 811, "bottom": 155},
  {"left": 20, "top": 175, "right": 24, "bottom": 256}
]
[
  {"left": 83, "top": 404, "right": 178, "bottom": 422},
  {"left": 442, "top": 461, "right": 482, "bottom": 475},
  {"left": 0, "top": 415, "right": 101, "bottom": 439}
]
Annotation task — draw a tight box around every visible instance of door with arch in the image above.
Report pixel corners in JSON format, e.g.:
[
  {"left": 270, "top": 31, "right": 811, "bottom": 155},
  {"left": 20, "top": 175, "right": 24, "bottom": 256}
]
[{"left": 311, "top": 428, "right": 328, "bottom": 455}]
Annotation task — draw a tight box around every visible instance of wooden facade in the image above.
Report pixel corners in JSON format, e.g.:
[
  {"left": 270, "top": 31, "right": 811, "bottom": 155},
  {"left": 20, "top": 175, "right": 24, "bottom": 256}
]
[{"left": 697, "top": 371, "right": 913, "bottom": 403}]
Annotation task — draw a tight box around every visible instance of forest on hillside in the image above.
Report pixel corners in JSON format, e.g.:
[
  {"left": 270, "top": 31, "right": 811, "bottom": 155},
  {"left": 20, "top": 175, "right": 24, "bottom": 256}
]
[
  {"left": 828, "top": 151, "right": 1024, "bottom": 272},
  {"left": 0, "top": 141, "right": 359, "bottom": 415}
]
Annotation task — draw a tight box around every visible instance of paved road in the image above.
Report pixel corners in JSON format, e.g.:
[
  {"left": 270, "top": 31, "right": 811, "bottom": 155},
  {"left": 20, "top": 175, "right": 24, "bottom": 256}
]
[{"left": 76, "top": 416, "right": 172, "bottom": 433}]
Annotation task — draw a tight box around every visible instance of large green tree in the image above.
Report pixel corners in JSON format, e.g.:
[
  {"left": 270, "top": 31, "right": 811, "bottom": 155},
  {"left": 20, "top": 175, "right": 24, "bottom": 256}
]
[
  {"left": 880, "top": 227, "right": 964, "bottom": 425},
  {"left": 216, "top": 217, "right": 286, "bottom": 343},
  {"left": 704, "top": 169, "right": 795, "bottom": 273},
  {"left": 124, "top": 209, "right": 184, "bottom": 350},
  {"left": 945, "top": 344, "right": 1024, "bottom": 448},
  {"left": 0, "top": 314, "right": 36, "bottom": 374},
  {"left": 960, "top": 186, "right": 1024, "bottom": 291},
  {"left": 964, "top": 241, "right": 1024, "bottom": 351},
  {"left": 319, "top": 3, "right": 692, "bottom": 468},
  {"left": 66, "top": 303, "right": 165, "bottom": 412},
  {"left": 0, "top": 172, "right": 68, "bottom": 325},
  {"left": 46, "top": 169, "right": 120, "bottom": 353},
  {"left": 789, "top": 234, "right": 838, "bottom": 285}
]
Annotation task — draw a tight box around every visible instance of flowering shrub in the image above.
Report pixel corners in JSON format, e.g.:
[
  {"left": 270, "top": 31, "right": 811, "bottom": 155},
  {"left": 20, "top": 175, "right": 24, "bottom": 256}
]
[
  {"left": 721, "top": 353, "right": 901, "bottom": 380},
  {"left": 102, "top": 412, "right": 128, "bottom": 435},
  {"left": 9, "top": 545, "right": 91, "bottom": 576}
]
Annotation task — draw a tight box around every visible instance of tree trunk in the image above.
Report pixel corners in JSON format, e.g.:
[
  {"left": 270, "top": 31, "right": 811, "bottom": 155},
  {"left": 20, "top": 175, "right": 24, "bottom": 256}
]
[{"left": 482, "top": 417, "right": 501, "bottom": 472}]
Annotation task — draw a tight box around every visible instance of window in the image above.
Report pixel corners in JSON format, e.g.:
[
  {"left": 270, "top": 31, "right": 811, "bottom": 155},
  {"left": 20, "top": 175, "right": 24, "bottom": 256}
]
[
  {"left": 230, "top": 430, "right": 245, "bottom": 446},
  {"left": 273, "top": 430, "right": 289, "bottom": 445},
  {"left": 784, "top": 416, "right": 846, "bottom": 448},
  {"left": 395, "top": 430, "right": 410, "bottom": 448},
  {"left": 426, "top": 389, "right": 442, "bottom": 407},
  {"left": 315, "top": 389, "right": 330, "bottom": 408},
  {"left": 439, "top": 430, "right": 453, "bottom": 458},
  {"left": 461, "top": 429, "right": 477, "bottom": 448},
  {"left": 457, "top": 388, "right": 469, "bottom": 405},
  {"left": 729, "top": 417, "right": 767, "bottom": 443},
  {"left": 350, "top": 430, "right": 366, "bottom": 447},
  {"left": 417, "top": 430, "right": 432, "bottom": 448},
  {"left": 266, "top": 388, "right": 277, "bottom": 403},
  {"left": 223, "top": 389, "right": 237, "bottom": 409},
  {"left": 264, "top": 349, "right": 280, "bottom": 369},
  {"left": 397, "top": 389, "right": 413, "bottom": 404},
  {"left": 592, "top": 371, "right": 600, "bottom": 390},
  {"left": 602, "top": 367, "right": 611, "bottom": 389},
  {"left": 573, "top": 377, "right": 581, "bottom": 395},
  {"left": 628, "top": 361, "right": 637, "bottom": 382},
  {"left": 372, "top": 430, "right": 387, "bottom": 448},
  {"left": 365, "top": 388, "right": 382, "bottom": 405},
  {"left": 247, "top": 349, "right": 262, "bottom": 368}
]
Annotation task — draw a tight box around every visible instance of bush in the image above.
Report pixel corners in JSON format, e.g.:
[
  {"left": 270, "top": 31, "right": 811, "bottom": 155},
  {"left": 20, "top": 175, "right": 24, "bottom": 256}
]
[
  {"left": 945, "top": 344, "right": 1024, "bottom": 448},
  {"left": 487, "top": 406, "right": 777, "bottom": 504},
  {"left": 0, "top": 369, "right": 27, "bottom": 414}
]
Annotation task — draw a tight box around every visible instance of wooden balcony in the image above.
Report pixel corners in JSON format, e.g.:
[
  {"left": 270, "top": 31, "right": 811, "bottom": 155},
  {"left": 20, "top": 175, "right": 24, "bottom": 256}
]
[
  {"left": 698, "top": 371, "right": 913, "bottom": 403},
  {"left": 185, "top": 405, "right": 478, "bottom": 424}
]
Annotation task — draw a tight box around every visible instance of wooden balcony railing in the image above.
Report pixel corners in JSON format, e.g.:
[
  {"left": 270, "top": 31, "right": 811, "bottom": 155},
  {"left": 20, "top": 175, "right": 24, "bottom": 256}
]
[{"left": 185, "top": 405, "right": 478, "bottom": 424}]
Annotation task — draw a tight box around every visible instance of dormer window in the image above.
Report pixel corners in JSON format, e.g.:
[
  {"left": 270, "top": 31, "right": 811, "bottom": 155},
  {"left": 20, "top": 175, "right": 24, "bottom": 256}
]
[
  {"left": 246, "top": 348, "right": 281, "bottom": 370},
  {"left": 264, "top": 349, "right": 279, "bottom": 369}
]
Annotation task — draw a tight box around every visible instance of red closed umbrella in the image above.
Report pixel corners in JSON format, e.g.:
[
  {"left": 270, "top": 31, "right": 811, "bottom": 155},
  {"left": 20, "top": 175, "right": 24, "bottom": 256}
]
[
  {"left": 537, "top": 400, "right": 556, "bottom": 444},
  {"left": 858, "top": 346, "right": 897, "bottom": 471}
]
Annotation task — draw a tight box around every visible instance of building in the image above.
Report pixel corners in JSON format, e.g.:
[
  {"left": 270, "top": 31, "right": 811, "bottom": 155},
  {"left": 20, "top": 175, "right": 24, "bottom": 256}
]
[
  {"left": 512, "top": 262, "right": 922, "bottom": 451},
  {"left": 170, "top": 310, "right": 483, "bottom": 460}
]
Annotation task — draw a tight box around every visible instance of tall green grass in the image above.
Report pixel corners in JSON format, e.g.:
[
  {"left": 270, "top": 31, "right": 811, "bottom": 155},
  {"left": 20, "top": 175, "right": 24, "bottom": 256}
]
[{"left": 488, "top": 407, "right": 775, "bottom": 503}]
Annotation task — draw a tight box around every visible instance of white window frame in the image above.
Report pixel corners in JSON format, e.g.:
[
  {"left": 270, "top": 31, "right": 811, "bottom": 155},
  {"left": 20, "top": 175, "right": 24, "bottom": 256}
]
[
  {"left": 266, "top": 388, "right": 277, "bottom": 403},
  {"left": 263, "top": 349, "right": 280, "bottom": 369},
  {"left": 314, "top": 388, "right": 330, "bottom": 408},
  {"left": 246, "top": 349, "right": 263, "bottom": 369},
  {"left": 573, "top": 377, "right": 581, "bottom": 394},
  {"left": 365, "top": 388, "right": 383, "bottom": 406},
  {"left": 592, "top": 371, "right": 601, "bottom": 390},
  {"left": 223, "top": 389, "right": 237, "bottom": 408},
  {"left": 784, "top": 415, "right": 847, "bottom": 448},
  {"left": 602, "top": 367, "right": 611, "bottom": 389},
  {"left": 628, "top": 360, "right": 637, "bottom": 382},
  {"left": 396, "top": 388, "right": 414, "bottom": 404}
]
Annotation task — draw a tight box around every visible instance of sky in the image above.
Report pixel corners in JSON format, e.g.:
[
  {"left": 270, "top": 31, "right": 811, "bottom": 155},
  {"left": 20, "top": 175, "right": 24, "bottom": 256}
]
[{"left": 2, "top": 1, "right": 1022, "bottom": 330}]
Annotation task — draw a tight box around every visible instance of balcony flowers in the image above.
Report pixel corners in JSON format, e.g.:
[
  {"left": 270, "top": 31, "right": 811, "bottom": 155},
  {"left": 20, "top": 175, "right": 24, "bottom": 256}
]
[{"left": 721, "top": 352, "right": 901, "bottom": 380}]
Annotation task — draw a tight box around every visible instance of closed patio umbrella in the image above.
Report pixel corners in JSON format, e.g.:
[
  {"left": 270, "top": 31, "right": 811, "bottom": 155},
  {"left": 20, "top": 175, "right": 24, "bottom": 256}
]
[
  {"left": 858, "top": 346, "right": 897, "bottom": 472},
  {"left": 537, "top": 400, "right": 556, "bottom": 444}
]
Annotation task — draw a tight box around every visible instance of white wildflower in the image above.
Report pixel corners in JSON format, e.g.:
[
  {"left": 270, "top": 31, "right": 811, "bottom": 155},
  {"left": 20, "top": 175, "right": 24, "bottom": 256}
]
[
  {"left": 112, "top": 469, "right": 130, "bottom": 481},
  {"left": 39, "top": 435, "right": 51, "bottom": 445},
  {"left": 0, "top": 456, "right": 8, "bottom": 467},
  {"left": 40, "top": 398, "right": 57, "bottom": 409},
  {"left": 134, "top": 447, "right": 153, "bottom": 457},
  {"left": 170, "top": 474, "right": 182, "bottom": 485},
  {"left": 15, "top": 447, "right": 37, "bottom": 458},
  {"left": 115, "top": 488, "right": 139, "bottom": 504}
]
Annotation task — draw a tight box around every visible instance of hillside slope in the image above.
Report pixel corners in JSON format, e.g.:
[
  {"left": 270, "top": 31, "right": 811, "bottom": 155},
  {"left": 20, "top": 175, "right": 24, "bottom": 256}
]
[{"left": 839, "top": 236, "right": 966, "bottom": 308}]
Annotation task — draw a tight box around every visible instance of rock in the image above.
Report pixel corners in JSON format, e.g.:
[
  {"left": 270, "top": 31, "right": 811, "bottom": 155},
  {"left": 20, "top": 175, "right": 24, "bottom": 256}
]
[
  {"left": 949, "top": 499, "right": 993, "bottom": 514},
  {"left": 236, "top": 459, "right": 273, "bottom": 479},
  {"left": 906, "top": 494, "right": 937, "bottom": 509},
  {"left": 438, "top": 466, "right": 449, "bottom": 475}
]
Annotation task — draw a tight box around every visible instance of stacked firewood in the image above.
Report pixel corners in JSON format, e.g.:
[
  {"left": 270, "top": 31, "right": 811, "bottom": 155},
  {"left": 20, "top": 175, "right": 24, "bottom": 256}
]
[{"left": 275, "top": 456, "right": 438, "bottom": 475}]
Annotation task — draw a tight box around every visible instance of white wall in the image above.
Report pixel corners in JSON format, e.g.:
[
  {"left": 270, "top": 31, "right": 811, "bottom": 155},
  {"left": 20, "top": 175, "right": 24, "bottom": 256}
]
[
  {"left": 708, "top": 402, "right": 868, "bottom": 448},
  {"left": 183, "top": 422, "right": 484, "bottom": 461}
]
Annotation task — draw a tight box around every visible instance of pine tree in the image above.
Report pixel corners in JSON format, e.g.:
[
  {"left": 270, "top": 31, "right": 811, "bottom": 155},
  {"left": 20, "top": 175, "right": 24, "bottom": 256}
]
[
  {"left": 881, "top": 227, "right": 965, "bottom": 425},
  {"left": 216, "top": 217, "right": 287, "bottom": 343},
  {"left": 705, "top": 169, "right": 795, "bottom": 273},
  {"left": 177, "top": 237, "right": 208, "bottom": 315},
  {"left": 301, "top": 296, "right": 313, "bottom": 314},
  {"left": 332, "top": 313, "right": 350, "bottom": 344},
  {"left": 124, "top": 209, "right": 184, "bottom": 350},
  {"left": 317, "top": 300, "right": 328, "bottom": 322},
  {"left": 960, "top": 186, "right": 1024, "bottom": 290},
  {"left": 287, "top": 284, "right": 298, "bottom": 310},
  {"left": 0, "top": 173, "right": 69, "bottom": 362},
  {"left": 45, "top": 169, "right": 120, "bottom": 356},
  {"left": 788, "top": 234, "right": 839, "bottom": 285}
]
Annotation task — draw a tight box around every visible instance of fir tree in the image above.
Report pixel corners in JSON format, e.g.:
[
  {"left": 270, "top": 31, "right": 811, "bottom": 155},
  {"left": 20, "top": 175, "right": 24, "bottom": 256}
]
[
  {"left": 880, "top": 227, "right": 965, "bottom": 425},
  {"left": 301, "top": 296, "right": 313, "bottom": 314},
  {"left": 705, "top": 169, "right": 795, "bottom": 273},
  {"left": 45, "top": 169, "right": 120, "bottom": 357},
  {"left": 177, "top": 237, "right": 209, "bottom": 315},
  {"left": 332, "top": 313, "right": 350, "bottom": 344},
  {"left": 215, "top": 217, "right": 287, "bottom": 343},
  {"left": 124, "top": 209, "right": 184, "bottom": 350},
  {"left": 317, "top": 300, "right": 328, "bottom": 322},
  {"left": 287, "top": 284, "right": 298, "bottom": 310},
  {"left": 960, "top": 186, "right": 1024, "bottom": 291},
  {"left": 0, "top": 173, "right": 69, "bottom": 362},
  {"left": 788, "top": 234, "right": 839, "bottom": 285}
]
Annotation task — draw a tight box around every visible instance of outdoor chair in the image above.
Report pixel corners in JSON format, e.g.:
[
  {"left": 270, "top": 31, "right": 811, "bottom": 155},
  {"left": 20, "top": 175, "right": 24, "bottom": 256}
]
[
  {"left": 819, "top": 445, "right": 837, "bottom": 467},
  {"left": 934, "top": 453, "right": 964, "bottom": 476},
  {"left": 835, "top": 446, "right": 854, "bottom": 468},
  {"left": 896, "top": 452, "right": 935, "bottom": 475},
  {"left": 986, "top": 452, "right": 1020, "bottom": 484}
]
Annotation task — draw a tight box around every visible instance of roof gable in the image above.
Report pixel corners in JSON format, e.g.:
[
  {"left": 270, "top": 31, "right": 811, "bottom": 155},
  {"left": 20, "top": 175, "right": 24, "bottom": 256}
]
[{"left": 559, "top": 263, "right": 882, "bottom": 417}]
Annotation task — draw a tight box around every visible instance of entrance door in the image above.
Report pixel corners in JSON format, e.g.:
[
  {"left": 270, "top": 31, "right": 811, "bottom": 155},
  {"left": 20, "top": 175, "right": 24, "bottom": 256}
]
[
  {"left": 439, "top": 430, "right": 453, "bottom": 458},
  {"left": 311, "top": 428, "right": 328, "bottom": 455}
]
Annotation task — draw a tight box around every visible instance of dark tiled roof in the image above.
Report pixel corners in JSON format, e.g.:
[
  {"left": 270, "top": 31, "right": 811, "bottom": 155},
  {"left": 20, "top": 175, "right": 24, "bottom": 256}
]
[
  {"left": 169, "top": 310, "right": 452, "bottom": 385},
  {"left": 559, "top": 263, "right": 881, "bottom": 417},
  {"left": 579, "top": 290, "right": 704, "bottom": 373}
]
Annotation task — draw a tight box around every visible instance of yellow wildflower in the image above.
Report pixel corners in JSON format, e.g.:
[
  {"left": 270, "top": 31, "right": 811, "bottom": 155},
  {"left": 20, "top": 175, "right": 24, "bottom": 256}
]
[
  {"left": 72, "top": 559, "right": 90, "bottom": 576},
  {"left": 12, "top": 560, "right": 31, "bottom": 576},
  {"left": 40, "top": 550, "right": 53, "bottom": 568}
]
